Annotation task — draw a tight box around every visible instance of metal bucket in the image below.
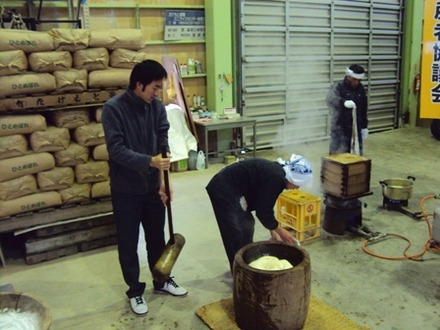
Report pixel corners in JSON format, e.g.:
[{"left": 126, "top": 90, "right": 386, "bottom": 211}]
[{"left": 379, "top": 176, "right": 415, "bottom": 201}]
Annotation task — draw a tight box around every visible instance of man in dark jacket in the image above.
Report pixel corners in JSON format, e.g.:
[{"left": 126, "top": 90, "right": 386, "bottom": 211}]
[
  {"left": 206, "top": 155, "right": 313, "bottom": 271},
  {"left": 102, "top": 60, "right": 187, "bottom": 317},
  {"left": 326, "top": 64, "right": 368, "bottom": 155}
]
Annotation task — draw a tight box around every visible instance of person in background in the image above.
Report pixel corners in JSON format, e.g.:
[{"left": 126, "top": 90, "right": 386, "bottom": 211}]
[
  {"left": 326, "top": 64, "right": 368, "bottom": 155},
  {"left": 102, "top": 60, "right": 187, "bottom": 317},
  {"left": 205, "top": 155, "right": 313, "bottom": 272}
]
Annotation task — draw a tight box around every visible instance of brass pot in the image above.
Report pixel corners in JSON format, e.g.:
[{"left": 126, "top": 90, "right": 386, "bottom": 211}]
[{"left": 379, "top": 176, "right": 415, "bottom": 201}]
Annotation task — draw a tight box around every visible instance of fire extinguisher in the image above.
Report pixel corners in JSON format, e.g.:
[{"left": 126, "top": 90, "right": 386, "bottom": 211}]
[{"left": 414, "top": 74, "right": 421, "bottom": 92}]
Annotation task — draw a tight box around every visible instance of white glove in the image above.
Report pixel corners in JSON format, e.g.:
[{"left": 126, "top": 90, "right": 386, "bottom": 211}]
[
  {"left": 361, "top": 128, "right": 368, "bottom": 139},
  {"left": 344, "top": 100, "right": 356, "bottom": 109}
]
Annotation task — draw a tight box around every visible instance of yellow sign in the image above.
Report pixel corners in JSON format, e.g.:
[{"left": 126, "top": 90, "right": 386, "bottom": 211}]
[{"left": 421, "top": 0, "right": 440, "bottom": 118}]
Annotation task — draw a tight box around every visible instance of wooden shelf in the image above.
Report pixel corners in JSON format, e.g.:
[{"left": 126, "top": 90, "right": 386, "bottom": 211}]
[
  {"left": 0, "top": 199, "right": 113, "bottom": 234},
  {"left": 182, "top": 73, "right": 206, "bottom": 78},
  {"left": 145, "top": 39, "right": 205, "bottom": 45}
]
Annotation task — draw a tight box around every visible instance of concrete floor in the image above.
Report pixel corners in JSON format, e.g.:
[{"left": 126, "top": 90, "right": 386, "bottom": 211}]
[{"left": 1, "top": 127, "right": 440, "bottom": 330}]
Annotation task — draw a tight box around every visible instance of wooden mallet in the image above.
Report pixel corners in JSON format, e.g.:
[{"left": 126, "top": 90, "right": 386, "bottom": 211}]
[{"left": 152, "top": 145, "right": 186, "bottom": 283}]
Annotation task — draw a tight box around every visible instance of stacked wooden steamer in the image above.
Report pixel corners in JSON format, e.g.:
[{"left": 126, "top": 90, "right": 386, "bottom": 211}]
[
  {"left": 320, "top": 153, "right": 372, "bottom": 235},
  {"left": 0, "top": 29, "right": 148, "bottom": 263},
  {"left": 320, "top": 153, "right": 371, "bottom": 199}
]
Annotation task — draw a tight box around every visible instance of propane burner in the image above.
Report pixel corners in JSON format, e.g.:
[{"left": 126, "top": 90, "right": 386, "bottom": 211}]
[{"left": 382, "top": 197, "right": 423, "bottom": 220}]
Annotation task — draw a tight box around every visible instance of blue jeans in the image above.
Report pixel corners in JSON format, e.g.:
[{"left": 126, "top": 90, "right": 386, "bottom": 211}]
[{"left": 111, "top": 188, "right": 166, "bottom": 298}]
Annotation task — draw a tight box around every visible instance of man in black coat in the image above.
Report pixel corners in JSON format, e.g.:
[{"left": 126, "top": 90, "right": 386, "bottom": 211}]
[
  {"left": 206, "top": 155, "right": 313, "bottom": 271},
  {"left": 326, "top": 64, "right": 368, "bottom": 155}
]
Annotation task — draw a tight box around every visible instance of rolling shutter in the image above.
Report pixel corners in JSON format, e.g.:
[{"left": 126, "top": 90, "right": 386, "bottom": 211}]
[{"left": 235, "top": 0, "right": 404, "bottom": 149}]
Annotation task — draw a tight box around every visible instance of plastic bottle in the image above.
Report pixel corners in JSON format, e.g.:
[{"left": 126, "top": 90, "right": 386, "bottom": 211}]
[
  {"left": 187, "top": 58, "right": 196, "bottom": 74},
  {"left": 193, "top": 94, "right": 197, "bottom": 107},
  {"left": 196, "top": 150, "right": 205, "bottom": 171},
  {"left": 188, "top": 150, "right": 197, "bottom": 170},
  {"left": 195, "top": 60, "right": 202, "bottom": 73}
]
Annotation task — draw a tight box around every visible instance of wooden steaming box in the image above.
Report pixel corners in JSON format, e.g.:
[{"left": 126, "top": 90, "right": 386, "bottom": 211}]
[{"left": 321, "top": 153, "right": 371, "bottom": 198}]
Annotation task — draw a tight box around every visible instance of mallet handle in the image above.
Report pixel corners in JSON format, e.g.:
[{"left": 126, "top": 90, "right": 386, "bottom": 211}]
[{"left": 161, "top": 144, "right": 175, "bottom": 244}]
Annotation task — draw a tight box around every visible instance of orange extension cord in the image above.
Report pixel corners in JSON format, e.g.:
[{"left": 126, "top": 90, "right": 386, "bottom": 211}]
[{"left": 362, "top": 194, "right": 440, "bottom": 261}]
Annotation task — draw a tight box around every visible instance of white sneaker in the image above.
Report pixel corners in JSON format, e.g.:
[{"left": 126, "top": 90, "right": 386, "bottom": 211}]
[
  {"left": 129, "top": 295, "right": 148, "bottom": 315},
  {"left": 154, "top": 277, "right": 188, "bottom": 297}
]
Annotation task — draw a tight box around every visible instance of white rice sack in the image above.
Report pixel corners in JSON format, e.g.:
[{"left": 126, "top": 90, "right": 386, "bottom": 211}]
[
  {"left": 28, "top": 51, "right": 72, "bottom": 73},
  {"left": 58, "top": 183, "right": 91, "bottom": 204},
  {"left": 110, "top": 48, "right": 148, "bottom": 69},
  {"left": 94, "top": 106, "right": 103, "bottom": 122},
  {"left": 48, "top": 28, "right": 90, "bottom": 52},
  {"left": 0, "top": 29, "right": 54, "bottom": 53},
  {"left": 248, "top": 256, "right": 293, "bottom": 271},
  {"left": 0, "top": 114, "right": 47, "bottom": 137},
  {"left": 73, "top": 122, "right": 105, "bottom": 147},
  {"left": 53, "top": 68, "right": 88, "bottom": 93},
  {"left": 0, "top": 134, "right": 28, "bottom": 160},
  {"left": 0, "top": 174, "right": 37, "bottom": 201},
  {"left": 37, "top": 166, "right": 74, "bottom": 191},
  {"left": 73, "top": 47, "right": 109, "bottom": 71},
  {"left": 92, "top": 144, "right": 108, "bottom": 160},
  {"left": 0, "top": 191, "right": 62, "bottom": 217},
  {"left": 54, "top": 142, "right": 89, "bottom": 167},
  {"left": 51, "top": 108, "right": 90, "bottom": 129},
  {"left": 90, "top": 29, "right": 145, "bottom": 50},
  {"left": 0, "top": 152, "right": 55, "bottom": 183},
  {"left": 0, "top": 73, "right": 56, "bottom": 97},
  {"left": 74, "top": 160, "right": 109, "bottom": 184},
  {"left": 0, "top": 50, "right": 27, "bottom": 76},
  {"left": 91, "top": 180, "right": 110, "bottom": 198},
  {"left": 88, "top": 68, "right": 130, "bottom": 89},
  {"left": 29, "top": 126, "right": 70, "bottom": 153}
]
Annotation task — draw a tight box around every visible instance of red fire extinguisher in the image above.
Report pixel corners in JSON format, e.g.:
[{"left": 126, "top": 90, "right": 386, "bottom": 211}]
[{"left": 414, "top": 74, "right": 421, "bottom": 92}]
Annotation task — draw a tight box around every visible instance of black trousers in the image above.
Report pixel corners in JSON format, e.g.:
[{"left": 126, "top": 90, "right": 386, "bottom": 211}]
[
  {"left": 329, "top": 127, "right": 363, "bottom": 155},
  {"left": 111, "top": 188, "right": 166, "bottom": 298},
  {"left": 206, "top": 179, "right": 255, "bottom": 270}
]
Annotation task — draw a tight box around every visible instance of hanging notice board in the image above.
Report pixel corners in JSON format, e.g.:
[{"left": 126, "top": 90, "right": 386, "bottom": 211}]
[{"left": 164, "top": 10, "right": 205, "bottom": 41}]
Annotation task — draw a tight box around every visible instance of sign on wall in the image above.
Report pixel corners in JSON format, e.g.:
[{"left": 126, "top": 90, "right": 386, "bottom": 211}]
[
  {"left": 421, "top": 0, "right": 440, "bottom": 118},
  {"left": 164, "top": 10, "right": 205, "bottom": 41}
]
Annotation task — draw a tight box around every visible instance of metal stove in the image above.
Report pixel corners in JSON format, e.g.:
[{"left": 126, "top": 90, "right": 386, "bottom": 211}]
[
  {"left": 382, "top": 197, "right": 423, "bottom": 220},
  {"left": 320, "top": 153, "right": 382, "bottom": 240},
  {"left": 322, "top": 192, "right": 382, "bottom": 239}
]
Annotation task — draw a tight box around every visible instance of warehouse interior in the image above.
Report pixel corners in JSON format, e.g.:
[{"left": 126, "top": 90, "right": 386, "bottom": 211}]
[
  {"left": 1, "top": 0, "right": 440, "bottom": 329},
  {"left": 1, "top": 127, "right": 440, "bottom": 330}
]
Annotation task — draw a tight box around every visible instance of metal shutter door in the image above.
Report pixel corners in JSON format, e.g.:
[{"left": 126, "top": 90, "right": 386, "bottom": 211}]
[{"left": 236, "top": 0, "right": 403, "bottom": 149}]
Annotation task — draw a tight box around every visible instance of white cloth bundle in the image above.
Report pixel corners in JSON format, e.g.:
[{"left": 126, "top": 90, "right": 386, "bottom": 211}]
[{"left": 277, "top": 154, "right": 313, "bottom": 187}]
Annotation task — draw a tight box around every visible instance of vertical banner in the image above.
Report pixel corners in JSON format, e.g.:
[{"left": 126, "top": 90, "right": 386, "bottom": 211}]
[{"left": 421, "top": 0, "right": 440, "bottom": 118}]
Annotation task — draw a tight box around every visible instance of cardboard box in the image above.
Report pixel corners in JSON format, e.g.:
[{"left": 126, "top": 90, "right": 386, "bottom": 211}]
[{"left": 171, "top": 159, "right": 188, "bottom": 172}]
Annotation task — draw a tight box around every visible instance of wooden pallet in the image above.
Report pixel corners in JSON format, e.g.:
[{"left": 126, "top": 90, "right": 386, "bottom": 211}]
[
  {"left": 79, "top": 235, "right": 117, "bottom": 252},
  {"left": 25, "top": 235, "right": 117, "bottom": 265},
  {"left": 24, "top": 217, "right": 117, "bottom": 265},
  {"left": 34, "top": 214, "right": 114, "bottom": 238},
  {"left": 25, "top": 223, "right": 116, "bottom": 254},
  {"left": 25, "top": 245, "right": 78, "bottom": 265}
]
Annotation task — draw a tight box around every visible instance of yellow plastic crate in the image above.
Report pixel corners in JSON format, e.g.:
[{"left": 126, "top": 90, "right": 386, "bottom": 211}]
[{"left": 276, "top": 190, "right": 321, "bottom": 243}]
